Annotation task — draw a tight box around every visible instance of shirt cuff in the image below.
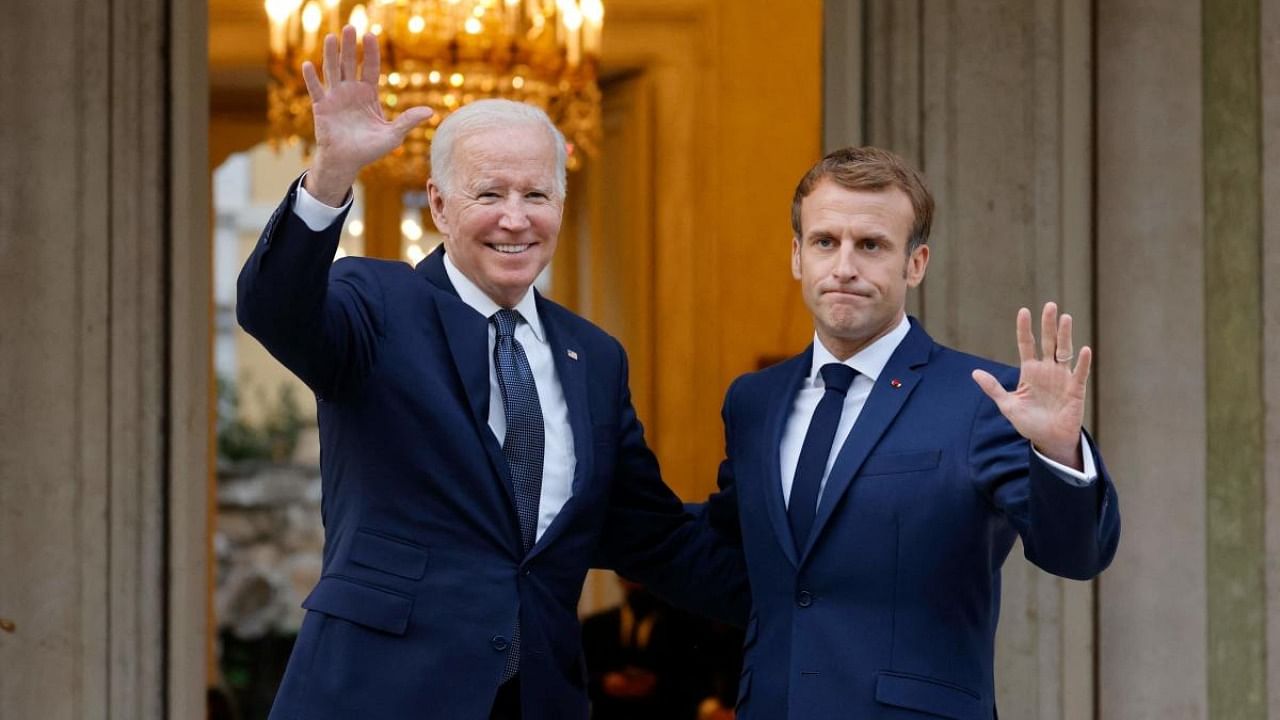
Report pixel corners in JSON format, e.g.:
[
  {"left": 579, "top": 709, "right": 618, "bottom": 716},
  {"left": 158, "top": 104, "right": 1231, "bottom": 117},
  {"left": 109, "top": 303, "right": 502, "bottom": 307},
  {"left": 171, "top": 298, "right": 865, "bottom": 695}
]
[
  {"left": 292, "top": 172, "right": 353, "bottom": 232},
  {"left": 1034, "top": 433, "right": 1097, "bottom": 487}
]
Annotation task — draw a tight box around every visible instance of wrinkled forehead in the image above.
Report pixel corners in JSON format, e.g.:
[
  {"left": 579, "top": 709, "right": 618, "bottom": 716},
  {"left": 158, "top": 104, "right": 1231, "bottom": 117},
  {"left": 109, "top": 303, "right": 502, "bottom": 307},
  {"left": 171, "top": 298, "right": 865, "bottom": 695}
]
[
  {"left": 455, "top": 125, "right": 559, "bottom": 187},
  {"left": 801, "top": 182, "right": 914, "bottom": 239}
]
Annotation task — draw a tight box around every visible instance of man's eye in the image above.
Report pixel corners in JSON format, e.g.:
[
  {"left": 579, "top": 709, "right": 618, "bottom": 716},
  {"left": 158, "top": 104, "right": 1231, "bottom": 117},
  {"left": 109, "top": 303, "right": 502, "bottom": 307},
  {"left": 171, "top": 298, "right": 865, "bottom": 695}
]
[
  {"left": 863, "top": 240, "right": 880, "bottom": 250},
  {"left": 526, "top": 191, "right": 548, "bottom": 201},
  {"left": 815, "top": 237, "right": 835, "bottom": 248}
]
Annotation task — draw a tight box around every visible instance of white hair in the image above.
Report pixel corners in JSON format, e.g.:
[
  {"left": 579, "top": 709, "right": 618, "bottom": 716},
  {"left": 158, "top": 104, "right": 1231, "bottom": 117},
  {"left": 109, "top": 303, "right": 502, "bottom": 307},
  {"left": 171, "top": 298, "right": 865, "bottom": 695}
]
[{"left": 430, "top": 99, "right": 568, "bottom": 198}]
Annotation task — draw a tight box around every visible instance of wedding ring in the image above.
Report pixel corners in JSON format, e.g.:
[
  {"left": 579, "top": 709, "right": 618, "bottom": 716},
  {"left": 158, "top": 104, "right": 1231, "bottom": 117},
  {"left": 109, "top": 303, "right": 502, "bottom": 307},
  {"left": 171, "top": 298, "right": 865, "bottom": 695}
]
[{"left": 1055, "top": 353, "right": 1073, "bottom": 363}]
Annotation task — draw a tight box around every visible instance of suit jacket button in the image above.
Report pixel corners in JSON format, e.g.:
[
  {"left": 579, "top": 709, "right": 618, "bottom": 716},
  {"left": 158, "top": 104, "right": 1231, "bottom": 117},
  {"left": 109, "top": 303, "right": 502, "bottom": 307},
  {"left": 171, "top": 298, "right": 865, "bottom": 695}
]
[
  {"left": 491, "top": 635, "right": 510, "bottom": 651},
  {"left": 797, "top": 590, "right": 813, "bottom": 608}
]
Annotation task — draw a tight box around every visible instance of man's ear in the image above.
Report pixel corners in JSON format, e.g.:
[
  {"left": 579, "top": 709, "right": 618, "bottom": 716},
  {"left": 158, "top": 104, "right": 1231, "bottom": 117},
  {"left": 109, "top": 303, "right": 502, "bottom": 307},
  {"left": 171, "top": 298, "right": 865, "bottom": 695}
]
[
  {"left": 791, "top": 236, "right": 802, "bottom": 280},
  {"left": 426, "top": 180, "right": 449, "bottom": 235},
  {"left": 906, "top": 244, "right": 930, "bottom": 287}
]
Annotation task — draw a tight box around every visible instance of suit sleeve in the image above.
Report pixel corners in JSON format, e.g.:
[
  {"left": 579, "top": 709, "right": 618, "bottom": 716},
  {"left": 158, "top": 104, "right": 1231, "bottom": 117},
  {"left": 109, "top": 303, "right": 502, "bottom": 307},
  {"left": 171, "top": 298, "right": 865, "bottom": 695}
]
[
  {"left": 236, "top": 178, "right": 385, "bottom": 400},
  {"left": 595, "top": 347, "right": 750, "bottom": 627},
  {"left": 969, "top": 367, "right": 1121, "bottom": 580}
]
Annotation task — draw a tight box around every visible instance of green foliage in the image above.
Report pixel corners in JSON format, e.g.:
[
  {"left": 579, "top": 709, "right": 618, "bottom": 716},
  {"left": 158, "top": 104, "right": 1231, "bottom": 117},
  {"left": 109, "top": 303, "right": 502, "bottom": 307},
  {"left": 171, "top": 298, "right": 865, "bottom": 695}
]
[{"left": 217, "top": 374, "right": 306, "bottom": 464}]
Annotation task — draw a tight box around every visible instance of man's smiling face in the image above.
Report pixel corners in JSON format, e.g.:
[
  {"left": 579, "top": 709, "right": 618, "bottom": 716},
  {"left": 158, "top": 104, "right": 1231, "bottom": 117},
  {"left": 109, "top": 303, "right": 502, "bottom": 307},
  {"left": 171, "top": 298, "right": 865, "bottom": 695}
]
[{"left": 428, "top": 123, "right": 563, "bottom": 308}]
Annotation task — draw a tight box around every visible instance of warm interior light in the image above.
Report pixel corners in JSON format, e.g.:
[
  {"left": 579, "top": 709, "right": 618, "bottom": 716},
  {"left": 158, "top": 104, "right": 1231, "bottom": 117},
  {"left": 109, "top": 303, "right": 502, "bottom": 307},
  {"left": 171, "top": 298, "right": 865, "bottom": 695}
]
[
  {"left": 400, "top": 217, "right": 424, "bottom": 242},
  {"left": 266, "top": 0, "right": 603, "bottom": 186},
  {"left": 406, "top": 243, "right": 427, "bottom": 265},
  {"left": 562, "top": 3, "right": 583, "bottom": 31},
  {"left": 347, "top": 219, "right": 364, "bottom": 237},
  {"left": 348, "top": 4, "right": 369, "bottom": 35},
  {"left": 301, "top": 1, "right": 323, "bottom": 32},
  {"left": 264, "top": 0, "right": 292, "bottom": 24}
]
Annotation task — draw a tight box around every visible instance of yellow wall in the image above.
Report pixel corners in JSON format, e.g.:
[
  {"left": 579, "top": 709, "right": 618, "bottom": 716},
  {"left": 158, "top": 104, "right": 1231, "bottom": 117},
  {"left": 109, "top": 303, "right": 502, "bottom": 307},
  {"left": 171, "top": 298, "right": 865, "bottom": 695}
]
[{"left": 572, "top": 0, "right": 822, "bottom": 501}]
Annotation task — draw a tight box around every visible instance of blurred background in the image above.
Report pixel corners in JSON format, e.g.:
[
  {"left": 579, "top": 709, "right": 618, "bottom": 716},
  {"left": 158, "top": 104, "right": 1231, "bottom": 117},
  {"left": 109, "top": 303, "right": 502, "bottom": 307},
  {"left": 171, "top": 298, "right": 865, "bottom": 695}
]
[{"left": 3, "top": 0, "right": 1279, "bottom": 718}]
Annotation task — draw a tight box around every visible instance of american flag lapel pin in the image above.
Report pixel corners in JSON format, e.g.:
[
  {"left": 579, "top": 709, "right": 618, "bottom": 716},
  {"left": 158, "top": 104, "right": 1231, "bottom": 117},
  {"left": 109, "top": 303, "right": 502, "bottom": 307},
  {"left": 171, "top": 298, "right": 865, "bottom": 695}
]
[
  {"left": 567, "top": 349, "right": 579, "bottom": 361},
  {"left": 890, "top": 378, "right": 903, "bottom": 389}
]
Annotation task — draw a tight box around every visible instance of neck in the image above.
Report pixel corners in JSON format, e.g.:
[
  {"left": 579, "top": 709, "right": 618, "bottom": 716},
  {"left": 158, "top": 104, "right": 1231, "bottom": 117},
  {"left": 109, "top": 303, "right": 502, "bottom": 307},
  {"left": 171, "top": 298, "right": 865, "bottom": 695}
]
[{"left": 817, "top": 313, "right": 904, "bottom": 361}]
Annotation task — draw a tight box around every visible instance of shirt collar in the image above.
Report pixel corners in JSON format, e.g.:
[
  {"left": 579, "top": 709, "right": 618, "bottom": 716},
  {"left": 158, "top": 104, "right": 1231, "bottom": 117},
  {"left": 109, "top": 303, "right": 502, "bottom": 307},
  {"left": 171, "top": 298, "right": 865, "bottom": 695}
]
[
  {"left": 810, "top": 314, "right": 911, "bottom": 385},
  {"left": 442, "top": 251, "right": 546, "bottom": 343}
]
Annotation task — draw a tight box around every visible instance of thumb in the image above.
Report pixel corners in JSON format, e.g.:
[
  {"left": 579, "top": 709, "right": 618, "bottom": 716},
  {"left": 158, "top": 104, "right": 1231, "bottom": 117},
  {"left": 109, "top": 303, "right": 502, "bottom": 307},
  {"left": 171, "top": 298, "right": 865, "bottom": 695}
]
[
  {"left": 971, "top": 369, "right": 1009, "bottom": 406},
  {"left": 392, "top": 106, "right": 434, "bottom": 136}
]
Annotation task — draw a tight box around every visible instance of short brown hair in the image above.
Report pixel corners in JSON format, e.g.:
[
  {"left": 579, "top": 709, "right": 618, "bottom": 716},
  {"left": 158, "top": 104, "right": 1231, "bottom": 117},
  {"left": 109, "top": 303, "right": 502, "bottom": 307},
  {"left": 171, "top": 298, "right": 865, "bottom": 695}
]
[{"left": 790, "top": 146, "right": 934, "bottom": 253}]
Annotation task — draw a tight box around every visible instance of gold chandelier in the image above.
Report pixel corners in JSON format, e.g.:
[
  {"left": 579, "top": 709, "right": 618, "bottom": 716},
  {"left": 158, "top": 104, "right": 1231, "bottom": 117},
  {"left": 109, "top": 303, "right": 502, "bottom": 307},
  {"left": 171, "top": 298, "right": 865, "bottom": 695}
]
[{"left": 265, "top": 0, "right": 604, "bottom": 188}]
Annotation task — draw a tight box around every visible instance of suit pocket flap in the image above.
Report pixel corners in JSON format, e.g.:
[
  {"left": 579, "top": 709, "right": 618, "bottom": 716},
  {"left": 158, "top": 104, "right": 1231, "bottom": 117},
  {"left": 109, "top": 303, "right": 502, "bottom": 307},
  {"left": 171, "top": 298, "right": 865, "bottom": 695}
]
[
  {"left": 861, "top": 450, "right": 942, "bottom": 476},
  {"left": 303, "top": 575, "right": 413, "bottom": 636},
  {"left": 874, "top": 671, "right": 982, "bottom": 720},
  {"left": 350, "top": 529, "right": 429, "bottom": 580}
]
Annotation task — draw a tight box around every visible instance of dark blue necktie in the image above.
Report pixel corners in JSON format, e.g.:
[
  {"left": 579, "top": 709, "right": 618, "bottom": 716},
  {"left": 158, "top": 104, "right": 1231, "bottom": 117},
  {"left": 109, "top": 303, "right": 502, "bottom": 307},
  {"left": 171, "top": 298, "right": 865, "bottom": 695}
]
[
  {"left": 491, "top": 308, "right": 545, "bottom": 682},
  {"left": 788, "top": 362, "right": 857, "bottom": 549}
]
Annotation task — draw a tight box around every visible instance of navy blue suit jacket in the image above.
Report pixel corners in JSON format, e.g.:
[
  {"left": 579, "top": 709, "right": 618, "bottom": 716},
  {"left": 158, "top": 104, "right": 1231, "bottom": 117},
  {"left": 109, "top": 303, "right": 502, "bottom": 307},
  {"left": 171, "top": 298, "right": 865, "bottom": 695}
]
[
  {"left": 237, "top": 180, "right": 747, "bottom": 720},
  {"left": 708, "top": 320, "right": 1120, "bottom": 720}
]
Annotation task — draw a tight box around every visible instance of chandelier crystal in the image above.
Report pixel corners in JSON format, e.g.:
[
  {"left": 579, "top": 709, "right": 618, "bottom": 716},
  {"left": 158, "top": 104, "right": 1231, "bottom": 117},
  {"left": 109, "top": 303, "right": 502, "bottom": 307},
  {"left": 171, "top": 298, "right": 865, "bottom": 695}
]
[{"left": 265, "top": 0, "right": 604, "bottom": 188}]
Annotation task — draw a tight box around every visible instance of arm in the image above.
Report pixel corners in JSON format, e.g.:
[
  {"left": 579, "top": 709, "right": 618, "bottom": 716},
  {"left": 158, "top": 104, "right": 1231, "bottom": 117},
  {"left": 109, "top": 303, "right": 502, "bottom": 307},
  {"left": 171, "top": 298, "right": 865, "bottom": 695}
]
[
  {"left": 236, "top": 186, "right": 383, "bottom": 398},
  {"left": 237, "top": 25, "right": 431, "bottom": 397},
  {"left": 596, "top": 350, "right": 749, "bottom": 626},
  {"left": 970, "top": 303, "right": 1121, "bottom": 578},
  {"left": 969, "top": 373, "right": 1120, "bottom": 579}
]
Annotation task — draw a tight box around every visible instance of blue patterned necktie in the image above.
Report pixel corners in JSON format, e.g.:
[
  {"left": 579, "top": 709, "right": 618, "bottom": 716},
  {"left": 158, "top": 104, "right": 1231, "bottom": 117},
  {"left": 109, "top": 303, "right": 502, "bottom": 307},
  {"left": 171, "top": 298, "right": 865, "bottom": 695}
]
[
  {"left": 491, "top": 308, "right": 545, "bottom": 682},
  {"left": 788, "top": 362, "right": 857, "bottom": 549}
]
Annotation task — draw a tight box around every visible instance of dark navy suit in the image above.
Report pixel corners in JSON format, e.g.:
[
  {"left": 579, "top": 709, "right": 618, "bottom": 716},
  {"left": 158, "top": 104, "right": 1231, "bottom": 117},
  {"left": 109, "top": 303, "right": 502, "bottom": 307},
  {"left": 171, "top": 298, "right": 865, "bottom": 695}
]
[
  {"left": 708, "top": 319, "right": 1120, "bottom": 720},
  {"left": 237, "top": 179, "right": 747, "bottom": 720}
]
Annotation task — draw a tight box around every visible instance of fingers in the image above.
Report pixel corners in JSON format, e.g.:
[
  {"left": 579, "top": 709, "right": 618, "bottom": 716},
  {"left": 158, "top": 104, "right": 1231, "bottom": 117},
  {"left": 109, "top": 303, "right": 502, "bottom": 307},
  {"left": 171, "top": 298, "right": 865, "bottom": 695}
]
[
  {"left": 1040, "top": 302, "right": 1057, "bottom": 363},
  {"left": 360, "top": 32, "right": 380, "bottom": 85},
  {"left": 1016, "top": 307, "right": 1035, "bottom": 364},
  {"left": 302, "top": 61, "right": 324, "bottom": 102},
  {"left": 341, "top": 25, "right": 358, "bottom": 82},
  {"left": 972, "top": 369, "right": 1010, "bottom": 406},
  {"left": 1056, "top": 312, "right": 1073, "bottom": 363},
  {"left": 392, "top": 106, "right": 435, "bottom": 136},
  {"left": 1073, "top": 345, "right": 1093, "bottom": 386},
  {"left": 322, "top": 33, "right": 339, "bottom": 89}
]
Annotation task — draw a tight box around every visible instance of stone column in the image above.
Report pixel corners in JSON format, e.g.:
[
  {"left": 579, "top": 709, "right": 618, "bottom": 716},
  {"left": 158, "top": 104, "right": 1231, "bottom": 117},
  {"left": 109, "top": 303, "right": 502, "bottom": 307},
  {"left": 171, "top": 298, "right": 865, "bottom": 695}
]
[
  {"left": 1096, "top": 0, "right": 1280, "bottom": 716},
  {"left": 827, "top": 1, "right": 1097, "bottom": 716},
  {"left": 0, "top": 0, "right": 209, "bottom": 717}
]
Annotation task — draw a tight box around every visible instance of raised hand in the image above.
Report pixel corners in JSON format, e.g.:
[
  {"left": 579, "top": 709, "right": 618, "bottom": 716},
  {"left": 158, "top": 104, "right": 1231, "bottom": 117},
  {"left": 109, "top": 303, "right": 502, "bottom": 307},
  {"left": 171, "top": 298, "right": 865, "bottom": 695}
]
[
  {"left": 971, "top": 302, "right": 1092, "bottom": 470},
  {"left": 301, "top": 26, "right": 433, "bottom": 205}
]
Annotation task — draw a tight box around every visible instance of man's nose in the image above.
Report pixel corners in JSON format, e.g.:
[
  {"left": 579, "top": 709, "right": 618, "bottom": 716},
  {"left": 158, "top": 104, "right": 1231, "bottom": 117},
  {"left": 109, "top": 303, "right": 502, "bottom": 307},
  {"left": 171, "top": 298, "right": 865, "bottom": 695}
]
[
  {"left": 497, "top": 196, "right": 531, "bottom": 232},
  {"left": 832, "top": 242, "right": 859, "bottom": 279}
]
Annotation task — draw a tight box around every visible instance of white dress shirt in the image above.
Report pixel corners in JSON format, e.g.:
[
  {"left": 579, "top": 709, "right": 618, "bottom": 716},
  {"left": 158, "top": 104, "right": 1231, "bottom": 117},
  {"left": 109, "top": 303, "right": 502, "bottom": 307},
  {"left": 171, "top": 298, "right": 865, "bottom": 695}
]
[
  {"left": 780, "top": 315, "right": 1096, "bottom": 513},
  {"left": 292, "top": 181, "right": 575, "bottom": 542}
]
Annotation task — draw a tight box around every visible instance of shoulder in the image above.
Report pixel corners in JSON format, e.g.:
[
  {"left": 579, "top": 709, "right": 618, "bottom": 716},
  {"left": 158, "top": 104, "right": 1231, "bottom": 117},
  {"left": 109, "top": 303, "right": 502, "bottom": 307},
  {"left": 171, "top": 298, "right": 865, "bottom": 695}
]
[
  {"left": 925, "top": 342, "right": 1019, "bottom": 389},
  {"left": 330, "top": 256, "right": 415, "bottom": 282},
  {"left": 725, "top": 351, "right": 807, "bottom": 405},
  {"left": 536, "top": 294, "right": 626, "bottom": 357}
]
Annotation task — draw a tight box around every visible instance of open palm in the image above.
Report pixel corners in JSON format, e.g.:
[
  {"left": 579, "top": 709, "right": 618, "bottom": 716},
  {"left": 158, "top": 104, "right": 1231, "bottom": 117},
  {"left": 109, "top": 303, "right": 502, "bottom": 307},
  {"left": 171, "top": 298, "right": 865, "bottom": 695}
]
[
  {"left": 301, "top": 27, "right": 432, "bottom": 202},
  {"left": 971, "top": 303, "right": 1092, "bottom": 469}
]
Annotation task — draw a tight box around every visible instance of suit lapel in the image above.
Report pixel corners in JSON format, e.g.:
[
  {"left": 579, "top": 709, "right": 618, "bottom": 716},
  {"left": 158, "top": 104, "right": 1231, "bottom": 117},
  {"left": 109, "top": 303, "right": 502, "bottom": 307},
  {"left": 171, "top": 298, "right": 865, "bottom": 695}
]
[
  {"left": 763, "top": 349, "right": 812, "bottom": 568},
  {"left": 798, "top": 321, "right": 933, "bottom": 564},
  {"left": 525, "top": 295, "right": 591, "bottom": 560},
  {"left": 419, "top": 249, "right": 516, "bottom": 511}
]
